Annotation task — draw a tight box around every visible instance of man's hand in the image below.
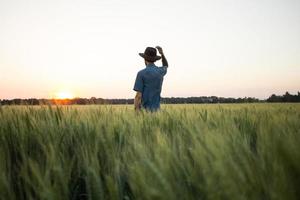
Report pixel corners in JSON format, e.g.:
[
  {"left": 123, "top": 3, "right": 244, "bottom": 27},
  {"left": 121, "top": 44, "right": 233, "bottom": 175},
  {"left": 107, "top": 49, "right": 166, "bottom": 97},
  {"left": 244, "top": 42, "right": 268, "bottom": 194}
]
[
  {"left": 134, "top": 92, "right": 142, "bottom": 111},
  {"left": 156, "top": 46, "right": 168, "bottom": 67},
  {"left": 156, "top": 46, "right": 164, "bottom": 55}
]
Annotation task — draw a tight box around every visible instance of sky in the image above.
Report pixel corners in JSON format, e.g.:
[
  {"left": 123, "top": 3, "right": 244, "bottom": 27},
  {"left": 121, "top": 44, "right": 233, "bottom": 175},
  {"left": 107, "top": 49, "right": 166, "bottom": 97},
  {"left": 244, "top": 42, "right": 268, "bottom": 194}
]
[{"left": 0, "top": 0, "right": 299, "bottom": 99}]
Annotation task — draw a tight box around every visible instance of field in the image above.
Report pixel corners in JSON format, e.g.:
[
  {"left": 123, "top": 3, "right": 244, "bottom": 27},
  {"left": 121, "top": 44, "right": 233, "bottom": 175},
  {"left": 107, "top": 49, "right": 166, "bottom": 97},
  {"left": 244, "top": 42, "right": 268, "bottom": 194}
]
[{"left": 0, "top": 104, "right": 299, "bottom": 200}]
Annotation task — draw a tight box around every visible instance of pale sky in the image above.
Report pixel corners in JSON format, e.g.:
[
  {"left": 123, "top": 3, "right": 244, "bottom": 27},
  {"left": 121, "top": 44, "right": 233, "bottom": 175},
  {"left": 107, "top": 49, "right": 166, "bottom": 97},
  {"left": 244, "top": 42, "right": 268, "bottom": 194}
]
[{"left": 0, "top": 0, "right": 299, "bottom": 99}]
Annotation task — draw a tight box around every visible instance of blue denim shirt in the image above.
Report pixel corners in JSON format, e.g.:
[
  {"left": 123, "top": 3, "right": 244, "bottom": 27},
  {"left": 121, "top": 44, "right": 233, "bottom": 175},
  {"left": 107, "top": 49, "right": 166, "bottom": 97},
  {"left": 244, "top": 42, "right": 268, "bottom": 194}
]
[{"left": 133, "top": 63, "right": 168, "bottom": 111}]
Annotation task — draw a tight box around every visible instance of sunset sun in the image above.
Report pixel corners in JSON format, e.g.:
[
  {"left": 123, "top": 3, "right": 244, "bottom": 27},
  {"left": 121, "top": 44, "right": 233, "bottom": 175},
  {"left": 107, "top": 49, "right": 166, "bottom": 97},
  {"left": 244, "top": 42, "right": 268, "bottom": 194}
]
[{"left": 55, "top": 91, "right": 74, "bottom": 99}]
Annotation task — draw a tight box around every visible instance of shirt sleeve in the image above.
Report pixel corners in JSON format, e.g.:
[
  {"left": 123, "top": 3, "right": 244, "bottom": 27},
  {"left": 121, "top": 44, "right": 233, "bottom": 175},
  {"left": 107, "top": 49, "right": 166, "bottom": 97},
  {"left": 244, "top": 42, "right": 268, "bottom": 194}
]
[
  {"left": 159, "top": 66, "right": 168, "bottom": 76},
  {"left": 133, "top": 72, "right": 144, "bottom": 92}
]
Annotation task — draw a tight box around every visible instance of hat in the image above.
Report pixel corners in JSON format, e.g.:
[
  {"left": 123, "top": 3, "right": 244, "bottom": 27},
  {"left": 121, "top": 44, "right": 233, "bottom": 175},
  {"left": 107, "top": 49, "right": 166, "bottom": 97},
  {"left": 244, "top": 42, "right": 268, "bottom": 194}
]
[{"left": 139, "top": 47, "right": 161, "bottom": 62}]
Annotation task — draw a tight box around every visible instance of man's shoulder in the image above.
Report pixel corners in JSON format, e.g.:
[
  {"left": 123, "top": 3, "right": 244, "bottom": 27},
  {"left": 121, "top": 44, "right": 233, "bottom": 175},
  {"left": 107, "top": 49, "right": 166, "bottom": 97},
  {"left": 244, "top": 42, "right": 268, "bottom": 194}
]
[
  {"left": 137, "top": 68, "right": 146, "bottom": 75},
  {"left": 137, "top": 65, "right": 165, "bottom": 75},
  {"left": 138, "top": 67, "right": 150, "bottom": 74}
]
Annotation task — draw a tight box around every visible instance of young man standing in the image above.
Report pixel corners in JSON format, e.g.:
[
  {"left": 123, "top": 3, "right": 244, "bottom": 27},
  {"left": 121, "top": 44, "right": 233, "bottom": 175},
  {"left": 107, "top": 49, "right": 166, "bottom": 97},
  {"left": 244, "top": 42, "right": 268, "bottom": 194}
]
[{"left": 133, "top": 46, "right": 169, "bottom": 111}]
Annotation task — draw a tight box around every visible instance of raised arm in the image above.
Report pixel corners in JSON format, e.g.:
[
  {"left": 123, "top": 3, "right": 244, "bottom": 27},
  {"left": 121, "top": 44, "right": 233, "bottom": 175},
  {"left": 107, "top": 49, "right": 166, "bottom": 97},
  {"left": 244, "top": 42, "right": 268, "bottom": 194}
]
[{"left": 156, "top": 46, "right": 168, "bottom": 67}]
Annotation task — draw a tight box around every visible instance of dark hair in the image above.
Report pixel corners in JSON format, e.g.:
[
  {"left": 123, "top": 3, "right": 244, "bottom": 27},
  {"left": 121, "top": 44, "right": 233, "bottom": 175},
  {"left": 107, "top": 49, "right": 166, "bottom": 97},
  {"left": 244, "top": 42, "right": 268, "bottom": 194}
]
[{"left": 145, "top": 59, "right": 155, "bottom": 63}]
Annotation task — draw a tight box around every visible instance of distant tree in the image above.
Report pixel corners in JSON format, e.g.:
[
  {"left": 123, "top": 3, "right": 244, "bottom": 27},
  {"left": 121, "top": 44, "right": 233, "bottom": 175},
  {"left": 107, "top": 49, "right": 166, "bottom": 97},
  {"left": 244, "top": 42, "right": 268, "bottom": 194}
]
[
  {"left": 267, "top": 94, "right": 281, "bottom": 102},
  {"left": 283, "top": 92, "right": 291, "bottom": 102},
  {"left": 90, "top": 97, "right": 97, "bottom": 104}
]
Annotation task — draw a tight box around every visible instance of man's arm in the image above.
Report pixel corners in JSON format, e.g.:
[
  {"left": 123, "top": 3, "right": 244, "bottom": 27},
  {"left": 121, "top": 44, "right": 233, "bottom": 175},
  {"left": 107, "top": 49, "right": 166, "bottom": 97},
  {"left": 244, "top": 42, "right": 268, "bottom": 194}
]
[
  {"left": 161, "top": 54, "right": 168, "bottom": 67},
  {"left": 134, "top": 92, "right": 142, "bottom": 111},
  {"left": 133, "top": 71, "right": 143, "bottom": 111},
  {"left": 156, "top": 46, "right": 168, "bottom": 67}
]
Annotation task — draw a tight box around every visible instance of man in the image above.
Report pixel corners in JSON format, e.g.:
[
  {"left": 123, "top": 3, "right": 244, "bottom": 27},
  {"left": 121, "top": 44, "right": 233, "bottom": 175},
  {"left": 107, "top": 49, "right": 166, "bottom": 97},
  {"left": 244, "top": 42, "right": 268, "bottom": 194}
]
[{"left": 133, "top": 46, "right": 169, "bottom": 111}]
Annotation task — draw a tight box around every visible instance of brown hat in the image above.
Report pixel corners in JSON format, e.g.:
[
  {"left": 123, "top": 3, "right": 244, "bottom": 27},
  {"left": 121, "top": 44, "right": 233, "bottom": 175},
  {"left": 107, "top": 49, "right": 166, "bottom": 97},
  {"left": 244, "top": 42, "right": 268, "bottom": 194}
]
[{"left": 139, "top": 47, "right": 161, "bottom": 62}]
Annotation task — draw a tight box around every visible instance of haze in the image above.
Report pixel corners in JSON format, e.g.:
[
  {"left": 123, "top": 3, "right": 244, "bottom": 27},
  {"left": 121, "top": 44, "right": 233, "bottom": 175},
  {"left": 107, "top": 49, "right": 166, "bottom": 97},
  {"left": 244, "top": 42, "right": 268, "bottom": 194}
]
[{"left": 0, "top": 0, "right": 299, "bottom": 99}]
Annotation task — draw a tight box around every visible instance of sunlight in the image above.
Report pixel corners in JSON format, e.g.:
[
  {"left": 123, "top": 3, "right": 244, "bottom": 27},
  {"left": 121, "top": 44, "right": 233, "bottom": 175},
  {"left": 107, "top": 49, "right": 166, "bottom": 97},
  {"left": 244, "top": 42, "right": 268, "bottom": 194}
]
[{"left": 55, "top": 91, "right": 74, "bottom": 99}]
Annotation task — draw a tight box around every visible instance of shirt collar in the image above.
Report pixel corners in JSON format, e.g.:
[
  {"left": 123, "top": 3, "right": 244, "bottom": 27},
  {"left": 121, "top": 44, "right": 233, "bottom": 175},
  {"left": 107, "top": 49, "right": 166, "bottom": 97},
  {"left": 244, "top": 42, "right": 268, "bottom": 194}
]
[{"left": 146, "top": 63, "right": 156, "bottom": 67}]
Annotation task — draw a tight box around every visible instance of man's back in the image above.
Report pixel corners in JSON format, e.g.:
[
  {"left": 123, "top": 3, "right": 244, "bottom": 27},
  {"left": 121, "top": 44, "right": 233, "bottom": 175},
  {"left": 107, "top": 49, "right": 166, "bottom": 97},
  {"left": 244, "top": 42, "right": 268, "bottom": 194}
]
[
  {"left": 134, "top": 64, "right": 167, "bottom": 111},
  {"left": 133, "top": 46, "right": 168, "bottom": 112}
]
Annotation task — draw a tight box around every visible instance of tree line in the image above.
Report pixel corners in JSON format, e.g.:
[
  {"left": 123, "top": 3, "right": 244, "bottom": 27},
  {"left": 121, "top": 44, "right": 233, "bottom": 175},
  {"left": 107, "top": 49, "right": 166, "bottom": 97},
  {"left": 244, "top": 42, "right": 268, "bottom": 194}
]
[
  {"left": 266, "top": 92, "right": 300, "bottom": 103},
  {"left": 0, "top": 92, "right": 299, "bottom": 105}
]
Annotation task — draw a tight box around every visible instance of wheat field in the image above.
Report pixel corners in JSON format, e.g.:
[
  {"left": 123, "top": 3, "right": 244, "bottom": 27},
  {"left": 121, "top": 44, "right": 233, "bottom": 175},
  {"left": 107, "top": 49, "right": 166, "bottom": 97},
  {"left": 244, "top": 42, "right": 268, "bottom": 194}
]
[{"left": 0, "top": 104, "right": 299, "bottom": 200}]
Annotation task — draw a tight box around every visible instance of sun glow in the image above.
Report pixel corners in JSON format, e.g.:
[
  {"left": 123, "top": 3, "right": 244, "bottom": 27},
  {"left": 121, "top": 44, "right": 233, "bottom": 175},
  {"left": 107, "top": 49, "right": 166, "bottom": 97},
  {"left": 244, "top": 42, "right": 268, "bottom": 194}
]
[{"left": 55, "top": 91, "right": 74, "bottom": 99}]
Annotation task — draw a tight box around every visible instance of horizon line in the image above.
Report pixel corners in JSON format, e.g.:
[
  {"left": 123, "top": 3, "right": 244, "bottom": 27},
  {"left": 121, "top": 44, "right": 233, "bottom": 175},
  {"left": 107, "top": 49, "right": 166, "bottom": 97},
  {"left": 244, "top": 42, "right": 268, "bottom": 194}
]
[{"left": 1, "top": 91, "right": 299, "bottom": 101}]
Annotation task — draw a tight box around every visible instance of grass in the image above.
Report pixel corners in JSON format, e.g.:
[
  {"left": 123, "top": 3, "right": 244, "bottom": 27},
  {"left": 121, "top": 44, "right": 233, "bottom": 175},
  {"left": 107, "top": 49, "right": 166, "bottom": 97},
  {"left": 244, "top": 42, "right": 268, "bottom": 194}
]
[{"left": 0, "top": 104, "right": 299, "bottom": 200}]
